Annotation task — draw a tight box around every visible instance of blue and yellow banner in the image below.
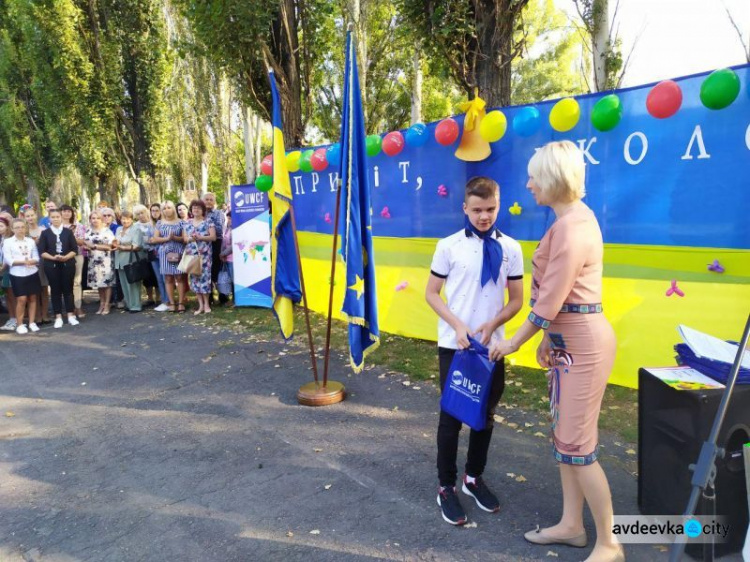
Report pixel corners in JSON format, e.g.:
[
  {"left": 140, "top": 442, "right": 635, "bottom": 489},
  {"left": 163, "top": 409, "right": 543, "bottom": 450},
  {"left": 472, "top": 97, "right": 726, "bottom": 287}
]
[
  {"left": 283, "top": 65, "right": 750, "bottom": 387},
  {"left": 337, "top": 31, "right": 380, "bottom": 373},
  {"left": 268, "top": 70, "right": 302, "bottom": 340}
]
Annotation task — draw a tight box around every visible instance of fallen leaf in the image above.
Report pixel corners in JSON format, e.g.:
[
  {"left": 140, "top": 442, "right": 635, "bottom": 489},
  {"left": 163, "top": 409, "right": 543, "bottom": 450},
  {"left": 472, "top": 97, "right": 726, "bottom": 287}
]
[
  {"left": 464, "top": 521, "right": 478, "bottom": 528},
  {"left": 534, "top": 432, "right": 546, "bottom": 438},
  {"left": 309, "top": 529, "right": 320, "bottom": 535},
  {"left": 4, "top": 411, "right": 15, "bottom": 417},
  {"left": 324, "top": 484, "right": 332, "bottom": 490},
  {"left": 201, "top": 356, "right": 212, "bottom": 363},
  {"left": 286, "top": 531, "right": 294, "bottom": 538},
  {"left": 402, "top": 381, "right": 411, "bottom": 387},
  {"left": 546, "top": 550, "right": 559, "bottom": 557},
  {"left": 654, "top": 545, "right": 668, "bottom": 552},
  {"left": 392, "top": 406, "right": 399, "bottom": 411},
  {"left": 608, "top": 405, "right": 620, "bottom": 410},
  {"left": 506, "top": 472, "right": 516, "bottom": 478},
  {"left": 81, "top": 382, "right": 87, "bottom": 386},
  {"left": 524, "top": 422, "right": 535, "bottom": 427},
  {"left": 515, "top": 475, "right": 527, "bottom": 482},
  {"left": 625, "top": 449, "right": 636, "bottom": 455},
  {"left": 493, "top": 415, "right": 505, "bottom": 424},
  {"left": 507, "top": 422, "right": 519, "bottom": 429},
  {"left": 313, "top": 448, "right": 323, "bottom": 453},
  {"left": 413, "top": 386, "right": 421, "bottom": 390}
]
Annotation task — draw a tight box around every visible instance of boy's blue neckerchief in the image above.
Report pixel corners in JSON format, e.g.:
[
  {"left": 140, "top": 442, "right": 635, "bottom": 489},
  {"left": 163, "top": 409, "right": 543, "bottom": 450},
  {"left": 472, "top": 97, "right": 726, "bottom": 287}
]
[{"left": 464, "top": 215, "right": 503, "bottom": 287}]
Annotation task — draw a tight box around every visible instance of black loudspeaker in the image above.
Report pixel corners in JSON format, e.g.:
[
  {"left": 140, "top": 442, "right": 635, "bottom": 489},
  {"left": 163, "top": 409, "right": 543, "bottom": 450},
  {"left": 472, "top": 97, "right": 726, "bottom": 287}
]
[{"left": 638, "top": 368, "right": 750, "bottom": 557}]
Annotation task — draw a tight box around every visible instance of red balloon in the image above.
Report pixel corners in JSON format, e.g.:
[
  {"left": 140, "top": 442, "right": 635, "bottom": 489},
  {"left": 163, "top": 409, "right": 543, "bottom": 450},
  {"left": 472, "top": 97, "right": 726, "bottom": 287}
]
[
  {"left": 310, "top": 148, "right": 328, "bottom": 172},
  {"left": 261, "top": 154, "right": 273, "bottom": 176},
  {"left": 435, "top": 118, "right": 459, "bottom": 146},
  {"left": 646, "top": 80, "right": 683, "bottom": 119},
  {"left": 382, "top": 131, "right": 405, "bottom": 156}
]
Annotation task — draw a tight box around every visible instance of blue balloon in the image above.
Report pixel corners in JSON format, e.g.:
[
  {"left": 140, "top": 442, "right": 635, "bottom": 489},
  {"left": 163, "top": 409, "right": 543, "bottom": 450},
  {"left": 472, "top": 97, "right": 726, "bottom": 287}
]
[
  {"left": 326, "top": 143, "right": 341, "bottom": 167},
  {"left": 513, "top": 107, "right": 541, "bottom": 137},
  {"left": 405, "top": 123, "right": 428, "bottom": 147}
]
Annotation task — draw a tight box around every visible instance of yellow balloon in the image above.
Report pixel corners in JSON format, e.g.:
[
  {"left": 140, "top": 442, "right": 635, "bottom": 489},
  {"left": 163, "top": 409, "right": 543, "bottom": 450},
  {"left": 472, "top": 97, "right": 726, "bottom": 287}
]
[
  {"left": 549, "top": 98, "right": 581, "bottom": 132},
  {"left": 286, "top": 150, "right": 301, "bottom": 173},
  {"left": 479, "top": 110, "right": 507, "bottom": 142}
]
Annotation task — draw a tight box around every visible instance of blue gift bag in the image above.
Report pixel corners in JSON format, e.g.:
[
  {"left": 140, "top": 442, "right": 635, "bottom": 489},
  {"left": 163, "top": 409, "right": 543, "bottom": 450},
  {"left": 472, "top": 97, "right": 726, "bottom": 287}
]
[{"left": 440, "top": 337, "right": 496, "bottom": 430}]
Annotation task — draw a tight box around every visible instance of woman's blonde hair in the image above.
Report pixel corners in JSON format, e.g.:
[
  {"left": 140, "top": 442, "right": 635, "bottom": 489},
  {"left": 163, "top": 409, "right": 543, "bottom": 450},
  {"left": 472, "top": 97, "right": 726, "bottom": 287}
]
[
  {"left": 132, "top": 204, "right": 151, "bottom": 224},
  {"left": 527, "top": 140, "right": 586, "bottom": 203}
]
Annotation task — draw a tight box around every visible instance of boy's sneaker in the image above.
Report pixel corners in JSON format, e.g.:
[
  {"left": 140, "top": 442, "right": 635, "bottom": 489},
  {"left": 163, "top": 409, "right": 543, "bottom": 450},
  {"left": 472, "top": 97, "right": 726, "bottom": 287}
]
[
  {"left": 54, "top": 318, "right": 64, "bottom": 329},
  {"left": 16, "top": 324, "right": 28, "bottom": 335},
  {"left": 28, "top": 323, "right": 40, "bottom": 332},
  {"left": 461, "top": 475, "right": 500, "bottom": 513},
  {"left": 437, "top": 486, "right": 468, "bottom": 525},
  {"left": 68, "top": 316, "right": 79, "bottom": 326},
  {"left": 1, "top": 318, "right": 17, "bottom": 331},
  {"left": 154, "top": 303, "right": 170, "bottom": 312}
]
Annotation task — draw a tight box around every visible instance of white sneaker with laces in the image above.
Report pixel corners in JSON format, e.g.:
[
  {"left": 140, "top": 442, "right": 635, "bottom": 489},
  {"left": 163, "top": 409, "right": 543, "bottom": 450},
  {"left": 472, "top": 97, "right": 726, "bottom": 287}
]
[
  {"left": 29, "top": 323, "right": 40, "bottom": 332},
  {"left": 68, "top": 316, "right": 79, "bottom": 326},
  {"left": 54, "top": 318, "right": 64, "bottom": 329},
  {"left": 16, "top": 324, "right": 28, "bottom": 335},
  {"left": 1, "top": 319, "right": 17, "bottom": 331},
  {"left": 154, "top": 303, "right": 170, "bottom": 312}
]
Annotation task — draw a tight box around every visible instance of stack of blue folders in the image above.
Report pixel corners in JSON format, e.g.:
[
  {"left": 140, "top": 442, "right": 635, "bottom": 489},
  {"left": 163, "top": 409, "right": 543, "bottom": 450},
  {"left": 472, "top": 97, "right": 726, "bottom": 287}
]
[{"left": 675, "top": 343, "right": 750, "bottom": 385}]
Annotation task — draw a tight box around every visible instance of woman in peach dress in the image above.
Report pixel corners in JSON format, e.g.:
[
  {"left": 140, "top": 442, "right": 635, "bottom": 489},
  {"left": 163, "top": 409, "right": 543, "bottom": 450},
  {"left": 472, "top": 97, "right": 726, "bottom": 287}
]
[{"left": 490, "top": 141, "right": 623, "bottom": 562}]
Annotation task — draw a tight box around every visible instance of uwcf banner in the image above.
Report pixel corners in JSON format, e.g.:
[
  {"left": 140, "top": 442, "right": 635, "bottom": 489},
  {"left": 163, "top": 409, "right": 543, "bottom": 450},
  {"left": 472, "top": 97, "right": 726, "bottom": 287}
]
[{"left": 230, "top": 184, "right": 272, "bottom": 308}]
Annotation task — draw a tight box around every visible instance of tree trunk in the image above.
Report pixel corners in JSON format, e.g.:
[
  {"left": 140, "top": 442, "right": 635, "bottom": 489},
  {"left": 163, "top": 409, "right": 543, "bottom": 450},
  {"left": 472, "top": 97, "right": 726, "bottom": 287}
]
[
  {"left": 411, "top": 49, "right": 422, "bottom": 125},
  {"left": 26, "top": 178, "right": 40, "bottom": 212},
  {"left": 201, "top": 153, "right": 209, "bottom": 196},
  {"left": 242, "top": 106, "right": 256, "bottom": 183},
  {"left": 592, "top": 0, "right": 610, "bottom": 91},
  {"left": 271, "top": 0, "right": 304, "bottom": 147},
  {"left": 473, "top": 0, "right": 526, "bottom": 107},
  {"left": 349, "top": 0, "right": 367, "bottom": 106}
]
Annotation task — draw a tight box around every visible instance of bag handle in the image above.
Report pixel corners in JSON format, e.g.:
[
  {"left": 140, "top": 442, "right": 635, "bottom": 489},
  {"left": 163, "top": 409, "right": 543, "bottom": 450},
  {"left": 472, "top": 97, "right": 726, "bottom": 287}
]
[{"left": 467, "top": 336, "right": 491, "bottom": 359}]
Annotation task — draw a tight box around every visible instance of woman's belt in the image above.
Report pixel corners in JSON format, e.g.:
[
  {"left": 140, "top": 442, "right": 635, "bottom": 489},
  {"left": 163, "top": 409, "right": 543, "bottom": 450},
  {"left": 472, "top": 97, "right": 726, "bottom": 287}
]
[{"left": 529, "top": 299, "right": 603, "bottom": 314}]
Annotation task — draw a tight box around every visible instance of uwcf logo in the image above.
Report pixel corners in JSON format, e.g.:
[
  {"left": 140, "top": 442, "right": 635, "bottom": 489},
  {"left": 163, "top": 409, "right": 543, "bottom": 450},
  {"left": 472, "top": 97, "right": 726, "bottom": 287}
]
[{"left": 451, "top": 370, "right": 482, "bottom": 395}]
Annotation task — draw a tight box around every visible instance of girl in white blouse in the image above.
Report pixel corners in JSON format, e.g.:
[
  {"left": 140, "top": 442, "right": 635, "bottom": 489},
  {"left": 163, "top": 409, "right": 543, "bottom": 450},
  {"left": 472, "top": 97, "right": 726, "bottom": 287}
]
[{"left": 2, "top": 219, "right": 41, "bottom": 334}]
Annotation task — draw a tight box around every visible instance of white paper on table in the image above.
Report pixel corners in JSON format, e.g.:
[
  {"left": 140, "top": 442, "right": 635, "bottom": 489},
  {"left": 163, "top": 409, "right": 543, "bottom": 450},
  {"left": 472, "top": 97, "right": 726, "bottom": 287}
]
[
  {"left": 678, "top": 325, "right": 750, "bottom": 369},
  {"left": 645, "top": 366, "right": 726, "bottom": 390}
]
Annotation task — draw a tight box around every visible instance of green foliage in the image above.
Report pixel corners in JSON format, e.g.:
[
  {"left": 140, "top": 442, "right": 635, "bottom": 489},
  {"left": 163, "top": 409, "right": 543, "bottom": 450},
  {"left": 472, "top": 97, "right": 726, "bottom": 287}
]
[{"left": 511, "top": 0, "right": 586, "bottom": 104}]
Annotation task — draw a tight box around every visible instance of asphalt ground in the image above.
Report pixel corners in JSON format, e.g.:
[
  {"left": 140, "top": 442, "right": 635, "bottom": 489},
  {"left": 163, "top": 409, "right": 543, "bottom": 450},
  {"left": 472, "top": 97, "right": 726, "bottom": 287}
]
[{"left": 0, "top": 299, "right": 736, "bottom": 561}]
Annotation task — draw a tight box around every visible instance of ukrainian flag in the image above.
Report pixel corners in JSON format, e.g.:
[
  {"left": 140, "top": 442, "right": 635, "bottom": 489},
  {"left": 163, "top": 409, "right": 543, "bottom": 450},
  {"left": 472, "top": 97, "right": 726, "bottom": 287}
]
[
  {"left": 338, "top": 31, "right": 379, "bottom": 372},
  {"left": 268, "top": 70, "right": 302, "bottom": 340}
]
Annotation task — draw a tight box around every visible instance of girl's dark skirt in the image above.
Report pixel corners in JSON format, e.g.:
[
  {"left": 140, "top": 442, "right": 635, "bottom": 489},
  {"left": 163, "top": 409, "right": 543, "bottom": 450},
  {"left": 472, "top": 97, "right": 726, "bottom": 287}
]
[{"left": 10, "top": 272, "right": 42, "bottom": 297}]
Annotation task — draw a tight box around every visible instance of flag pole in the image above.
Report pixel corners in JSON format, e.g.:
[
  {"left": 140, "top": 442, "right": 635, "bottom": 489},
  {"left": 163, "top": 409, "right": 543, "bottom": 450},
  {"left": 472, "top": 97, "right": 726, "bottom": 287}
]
[
  {"left": 322, "top": 178, "right": 342, "bottom": 387},
  {"left": 290, "top": 202, "right": 346, "bottom": 406}
]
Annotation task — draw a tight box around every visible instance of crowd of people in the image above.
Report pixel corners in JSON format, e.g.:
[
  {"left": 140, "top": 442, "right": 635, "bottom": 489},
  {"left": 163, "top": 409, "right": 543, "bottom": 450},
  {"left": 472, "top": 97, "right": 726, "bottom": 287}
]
[{"left": 0, "top": 192, "right": 234, "bottom": 334}]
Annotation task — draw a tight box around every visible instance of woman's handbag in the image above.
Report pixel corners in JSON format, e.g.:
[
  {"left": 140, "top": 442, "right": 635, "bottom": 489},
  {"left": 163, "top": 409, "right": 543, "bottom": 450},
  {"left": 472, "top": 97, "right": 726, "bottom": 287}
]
[
  {"left": 439, "top": 337, "right": 495, "bottom": 431},
  {"left": 177, "top": 245, "right": 202, "bottom": 276},
  {"left": 123, "top": 251, "right": 152, "bottom": 284},
  {"left": 166, "top": 251, "right": 181, "bottom": 263},
  {"left": 217, "top": 263, "right": 232, "bottom": 295}
]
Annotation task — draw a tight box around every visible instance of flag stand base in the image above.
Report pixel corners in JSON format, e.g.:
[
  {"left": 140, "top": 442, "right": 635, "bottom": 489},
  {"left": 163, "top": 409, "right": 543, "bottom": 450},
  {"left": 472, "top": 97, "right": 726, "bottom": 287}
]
[{"left": 297, "top": 381, "right": 346, "bottom": 406}]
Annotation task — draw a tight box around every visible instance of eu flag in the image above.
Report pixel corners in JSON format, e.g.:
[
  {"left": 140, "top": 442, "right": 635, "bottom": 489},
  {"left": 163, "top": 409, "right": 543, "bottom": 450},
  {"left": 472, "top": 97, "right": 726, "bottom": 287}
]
[
  {"left": 337, "top": 31, "right": 379, "bottom": 372},
  {"left": 268, "top": 70, "right": 302, "bottom": 340}
]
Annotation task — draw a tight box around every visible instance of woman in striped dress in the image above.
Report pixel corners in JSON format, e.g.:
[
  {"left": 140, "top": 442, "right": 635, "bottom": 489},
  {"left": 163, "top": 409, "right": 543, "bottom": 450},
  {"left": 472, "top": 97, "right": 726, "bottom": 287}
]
[{"left": 150, "top": 201, "right": 187, "bottom": 313}]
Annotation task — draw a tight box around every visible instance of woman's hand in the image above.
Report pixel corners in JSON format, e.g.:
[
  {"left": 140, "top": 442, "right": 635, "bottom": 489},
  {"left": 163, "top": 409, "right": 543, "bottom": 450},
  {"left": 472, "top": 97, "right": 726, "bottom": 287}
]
[
  {"left": 536, "top": 339, "right": 552, "bottom": 369},
  {"left": 489, "top": 339, "right": 516, "bottom": 361}
]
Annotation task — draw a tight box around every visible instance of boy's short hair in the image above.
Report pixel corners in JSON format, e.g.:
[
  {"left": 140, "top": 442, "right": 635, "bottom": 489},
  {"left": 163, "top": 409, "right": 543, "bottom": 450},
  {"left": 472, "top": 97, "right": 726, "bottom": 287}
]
[{"left": 465, "top": 176, "right": 499, "bottom": 201}]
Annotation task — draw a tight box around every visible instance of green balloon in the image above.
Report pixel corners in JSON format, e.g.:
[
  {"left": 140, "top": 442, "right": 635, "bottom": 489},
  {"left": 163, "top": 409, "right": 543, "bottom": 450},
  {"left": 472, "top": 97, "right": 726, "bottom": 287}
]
[
  {"left": 700, "top": 68, "right": 740, "bottom": 110},
  {"left": 365, "top": 134, "right": 382, "bottom": 157},
  {"left": 256, "top": 174, "right": 273, "bottom": 192},
  {"left": 591, "top": 94, "right": 623, "bottom": 132},
  {"left": 299, "top": 149, "right": 314, "bottom": 172}
]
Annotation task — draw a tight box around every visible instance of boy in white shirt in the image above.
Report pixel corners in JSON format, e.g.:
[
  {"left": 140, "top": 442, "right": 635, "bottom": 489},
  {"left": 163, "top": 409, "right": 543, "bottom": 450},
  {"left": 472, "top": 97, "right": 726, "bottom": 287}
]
[{"left": 425, "top": 176, "right": 524, "bottom": 525}]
